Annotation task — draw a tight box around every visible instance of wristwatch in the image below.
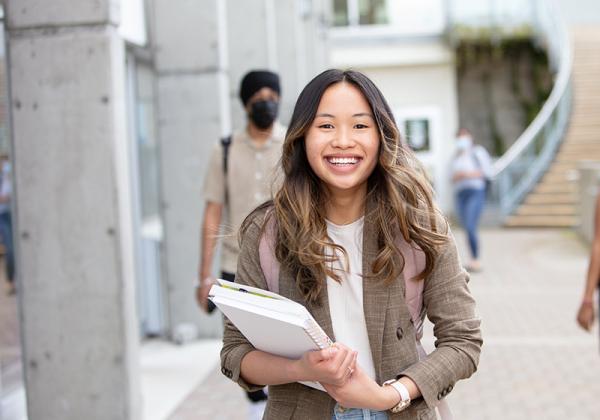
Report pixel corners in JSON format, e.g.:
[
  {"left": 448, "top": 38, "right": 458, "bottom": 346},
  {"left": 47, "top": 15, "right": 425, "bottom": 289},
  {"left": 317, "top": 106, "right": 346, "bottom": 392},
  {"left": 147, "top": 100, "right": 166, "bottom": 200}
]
[{"left": 383, "top": 379, "right": 411, "bottom": 413}]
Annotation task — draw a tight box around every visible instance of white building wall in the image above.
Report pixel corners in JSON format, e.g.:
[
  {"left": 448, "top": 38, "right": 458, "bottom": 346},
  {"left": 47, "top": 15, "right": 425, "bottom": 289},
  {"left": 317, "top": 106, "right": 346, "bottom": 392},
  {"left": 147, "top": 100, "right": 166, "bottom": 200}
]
[{"left": 331, "top": 40, "right": 458, "bottom": 213}]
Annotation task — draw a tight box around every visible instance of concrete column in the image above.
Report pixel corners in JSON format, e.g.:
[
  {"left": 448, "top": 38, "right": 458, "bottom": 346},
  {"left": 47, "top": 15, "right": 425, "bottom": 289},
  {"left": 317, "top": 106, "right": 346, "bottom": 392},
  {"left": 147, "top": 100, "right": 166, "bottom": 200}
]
[
  {"left": 152, "top": 0, "right": 228, "bottom": 337},
  {"left": 228, "top": 0, "right": 330, "bottom": 127},
  {"left": 152, "top": 0, "right": 330, "bottom": 337},
  {"left": 6, "top": 1, "right": 141, "bottom": 419}
]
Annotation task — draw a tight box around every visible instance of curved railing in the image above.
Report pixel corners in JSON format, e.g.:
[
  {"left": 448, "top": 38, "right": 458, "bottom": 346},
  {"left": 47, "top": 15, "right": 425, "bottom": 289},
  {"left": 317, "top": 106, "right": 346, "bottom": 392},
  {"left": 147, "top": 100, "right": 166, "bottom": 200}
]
[
  {"left": 489, "top": 0, "right": 573, "bottom": 217},
  {"left": 448, "top": 0, "right": 573, "bottom": 220}
]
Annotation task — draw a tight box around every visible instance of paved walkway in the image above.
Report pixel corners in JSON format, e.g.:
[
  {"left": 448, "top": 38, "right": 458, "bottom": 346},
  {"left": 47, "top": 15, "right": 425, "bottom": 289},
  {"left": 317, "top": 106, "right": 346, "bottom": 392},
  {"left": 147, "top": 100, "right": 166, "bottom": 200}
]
[{"left": 168, "top": 228, "right": 600, "bottom": 420}]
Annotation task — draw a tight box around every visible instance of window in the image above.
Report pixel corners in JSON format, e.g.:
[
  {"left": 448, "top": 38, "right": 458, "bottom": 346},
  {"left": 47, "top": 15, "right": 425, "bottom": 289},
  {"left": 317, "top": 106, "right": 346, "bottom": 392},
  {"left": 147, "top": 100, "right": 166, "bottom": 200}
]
[
  {"left": 333, "top": 0, "right": 388, "bottom": 27},
  {"left": 359, "top": 0, "right": 387, "bottom": 25}
]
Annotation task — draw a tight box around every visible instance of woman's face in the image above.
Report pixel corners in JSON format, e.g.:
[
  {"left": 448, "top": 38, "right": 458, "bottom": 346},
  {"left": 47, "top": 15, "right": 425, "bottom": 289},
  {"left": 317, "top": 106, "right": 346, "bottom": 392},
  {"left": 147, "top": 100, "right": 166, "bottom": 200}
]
[{"left": 305, "top": 82, "right": 380, "bottom": 197}]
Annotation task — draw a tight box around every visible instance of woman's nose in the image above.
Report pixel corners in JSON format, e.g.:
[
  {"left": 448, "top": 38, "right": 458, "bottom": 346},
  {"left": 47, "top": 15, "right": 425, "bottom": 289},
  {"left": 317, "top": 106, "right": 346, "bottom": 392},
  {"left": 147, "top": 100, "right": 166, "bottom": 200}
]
[{"left": 331, "top": 128, "right": 355, "bottom": 149}]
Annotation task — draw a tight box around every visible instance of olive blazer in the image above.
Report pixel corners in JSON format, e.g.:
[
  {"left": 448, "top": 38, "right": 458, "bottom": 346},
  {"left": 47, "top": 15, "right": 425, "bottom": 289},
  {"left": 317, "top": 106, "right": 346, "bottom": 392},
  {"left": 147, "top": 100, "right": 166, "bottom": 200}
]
[{"left": 221, "top": 205, "right": 482, "bottom": 419}]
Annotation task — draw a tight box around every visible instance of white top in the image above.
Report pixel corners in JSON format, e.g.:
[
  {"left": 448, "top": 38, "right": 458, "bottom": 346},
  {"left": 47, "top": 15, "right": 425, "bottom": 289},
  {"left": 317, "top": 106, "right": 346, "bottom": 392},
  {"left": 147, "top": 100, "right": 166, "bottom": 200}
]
[
  {"left": 451, "top": 145, "right": 493, "bottom": 193},
  {"left": 326, "top": 216, "right": 377, "bottom": 380}
]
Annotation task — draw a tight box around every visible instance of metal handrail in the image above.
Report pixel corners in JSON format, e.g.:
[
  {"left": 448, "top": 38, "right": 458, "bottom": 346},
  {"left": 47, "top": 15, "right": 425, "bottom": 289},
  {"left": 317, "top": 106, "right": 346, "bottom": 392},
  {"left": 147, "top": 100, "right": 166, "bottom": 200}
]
[
  {"left": 493, "top": 2, "right": 573, "bottom": 177},
  {"left": 489, "top": 0, "right": 573, "bottom": 217},
  {"left": 447, "top": 0, "right": 573, "bottom": 218}
]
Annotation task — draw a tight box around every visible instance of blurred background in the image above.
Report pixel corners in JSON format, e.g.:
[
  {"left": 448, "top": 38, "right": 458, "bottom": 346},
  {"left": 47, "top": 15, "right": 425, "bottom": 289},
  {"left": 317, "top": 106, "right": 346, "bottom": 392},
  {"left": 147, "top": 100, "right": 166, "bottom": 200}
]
[{"left": 1, "top": 0, "right": 599, "bottom": 419}]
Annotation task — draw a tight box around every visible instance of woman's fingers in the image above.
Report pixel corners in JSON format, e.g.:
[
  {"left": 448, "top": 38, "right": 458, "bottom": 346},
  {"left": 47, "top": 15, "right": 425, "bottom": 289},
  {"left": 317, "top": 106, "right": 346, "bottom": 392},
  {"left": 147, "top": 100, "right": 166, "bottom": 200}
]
[{"left": 334, "top": 350, "right": 357, "bottom": 386}]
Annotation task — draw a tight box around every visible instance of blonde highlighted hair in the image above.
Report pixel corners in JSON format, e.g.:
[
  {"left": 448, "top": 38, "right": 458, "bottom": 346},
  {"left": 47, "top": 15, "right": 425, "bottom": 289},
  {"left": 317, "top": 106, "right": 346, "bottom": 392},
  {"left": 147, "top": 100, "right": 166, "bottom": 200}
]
[{"left": 242, "top": 69, "right": 448, "bottom": 304}]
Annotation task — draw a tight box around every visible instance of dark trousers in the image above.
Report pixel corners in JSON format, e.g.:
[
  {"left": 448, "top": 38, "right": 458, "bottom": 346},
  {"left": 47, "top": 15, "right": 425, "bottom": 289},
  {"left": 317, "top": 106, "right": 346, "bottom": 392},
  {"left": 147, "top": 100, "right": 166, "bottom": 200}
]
[
  {"left": 222, "top": 271, "right": 268, "bottom": 403},
  {"left": 0, "top": 211, "right": 14, "bottom": 283},
  {"left": 455, "top": 188, "right": 486, "bottom": 259}
]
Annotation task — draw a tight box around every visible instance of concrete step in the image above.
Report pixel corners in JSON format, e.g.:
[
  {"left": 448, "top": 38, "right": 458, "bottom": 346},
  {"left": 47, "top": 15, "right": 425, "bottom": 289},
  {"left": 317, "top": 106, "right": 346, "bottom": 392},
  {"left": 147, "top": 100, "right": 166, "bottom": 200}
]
[
  {"left": 541, "top": 172, "right": 575, "bottom": 183},
  {"left": 524, "top": 192, "right": 576, "bottom": 205},
  {"left": 504, "top": 215, "right": 577, "bottom": 227},
  {"left": 546, "top": 163, "right": 578, "bottom": 173},
  {"left": 555, "top": 156, "right": 600, "bottom": 164},
  {"left": 534, "top": 182, "right": 577, "bottom": 193},
  {"left": 559, "top": 142, "right": 600, "bottom": 149},
  {"left": 556, "top": 151, "right": 600, "bottom": 160},
  {"left": 516, "top": 204, "right": 577, "bottom": 216}
]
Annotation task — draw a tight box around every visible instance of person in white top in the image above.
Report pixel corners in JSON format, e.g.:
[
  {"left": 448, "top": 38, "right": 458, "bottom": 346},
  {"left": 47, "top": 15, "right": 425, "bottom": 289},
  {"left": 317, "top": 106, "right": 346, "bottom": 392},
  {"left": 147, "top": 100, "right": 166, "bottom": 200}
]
[{"left": 450, "top": 128, "right": 493, "bottom": 272}]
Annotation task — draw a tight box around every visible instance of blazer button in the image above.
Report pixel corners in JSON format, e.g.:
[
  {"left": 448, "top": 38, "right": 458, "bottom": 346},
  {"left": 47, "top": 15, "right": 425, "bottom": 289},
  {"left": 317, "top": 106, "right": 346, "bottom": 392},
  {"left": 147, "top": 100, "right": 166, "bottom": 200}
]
[
  {"left": 396, "top": 327, "right": 404, "bottom": 340},
  {"left": 221, "top": 367, "right": 227, "bottom": 374},
  {"left": 448, "top": 384, "right": 454, "bottom": 392},
  {"left": 437, "top": 392, "right": 443, "bottom": 400}
]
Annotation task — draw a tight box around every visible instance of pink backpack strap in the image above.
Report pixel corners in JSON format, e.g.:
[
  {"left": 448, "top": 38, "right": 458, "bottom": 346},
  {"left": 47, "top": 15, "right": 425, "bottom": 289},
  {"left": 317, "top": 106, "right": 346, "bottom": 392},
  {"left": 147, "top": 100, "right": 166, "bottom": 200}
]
[
  {"left": 395, "top": 236, "right": 426, "bottom": 337},
  {"left": 258, "top": 214, "right": 280, "bottom": 294}
]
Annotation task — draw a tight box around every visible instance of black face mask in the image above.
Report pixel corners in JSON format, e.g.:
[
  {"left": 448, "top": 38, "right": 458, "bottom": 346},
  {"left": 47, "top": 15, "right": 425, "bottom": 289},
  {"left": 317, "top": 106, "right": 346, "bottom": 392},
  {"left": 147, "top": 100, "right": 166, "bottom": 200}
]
[{"left": 250, "top": 100, "right": 279, "bottom": 129}]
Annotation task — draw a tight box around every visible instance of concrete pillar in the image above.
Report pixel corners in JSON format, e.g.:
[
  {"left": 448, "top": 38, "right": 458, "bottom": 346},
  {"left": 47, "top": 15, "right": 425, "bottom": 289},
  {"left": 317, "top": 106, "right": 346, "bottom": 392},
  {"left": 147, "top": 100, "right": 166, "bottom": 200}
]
[
  {"left": 152, "top": 0, "right": 329, "bottom": 337},
  {"left": 152, "top": 0, "right": 229, "bottom": 337},
  {"left": 228, "top": 0, "right": 330, "bottom": 127},
  {"left": 6, "top": 1, "right": 141, "bottom": 419}
]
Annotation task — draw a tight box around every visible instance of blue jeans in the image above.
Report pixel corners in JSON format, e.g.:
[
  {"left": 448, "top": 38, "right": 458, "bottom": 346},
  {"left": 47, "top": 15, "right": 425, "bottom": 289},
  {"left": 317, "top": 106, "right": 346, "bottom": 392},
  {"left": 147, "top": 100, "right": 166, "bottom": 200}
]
[
  {"left": 456, "top": 188, "right": 486, "bottom": 259},
  {"left": 331, "top": 404, "right": 388, "bottom": 420},
  {"left": 0, "top": 211, "right": 14, "bottom": 283}
]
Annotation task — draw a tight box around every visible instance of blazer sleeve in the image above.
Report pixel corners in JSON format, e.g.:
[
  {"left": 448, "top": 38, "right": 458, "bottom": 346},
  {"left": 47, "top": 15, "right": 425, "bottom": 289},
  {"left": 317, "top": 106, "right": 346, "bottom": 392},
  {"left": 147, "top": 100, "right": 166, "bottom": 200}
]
[
  {"left": 399, "top": 228, "right": 483, "bottom": 408},
  {"left": 219, "top": 212, "right": 270, "bottom": 392}
]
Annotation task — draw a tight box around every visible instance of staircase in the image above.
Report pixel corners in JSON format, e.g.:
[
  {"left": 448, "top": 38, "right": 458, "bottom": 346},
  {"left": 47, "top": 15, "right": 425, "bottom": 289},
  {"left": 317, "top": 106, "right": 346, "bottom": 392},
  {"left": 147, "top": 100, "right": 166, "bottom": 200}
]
[{"left": 505, "top": 27, "right": 600, "bottom": 227}]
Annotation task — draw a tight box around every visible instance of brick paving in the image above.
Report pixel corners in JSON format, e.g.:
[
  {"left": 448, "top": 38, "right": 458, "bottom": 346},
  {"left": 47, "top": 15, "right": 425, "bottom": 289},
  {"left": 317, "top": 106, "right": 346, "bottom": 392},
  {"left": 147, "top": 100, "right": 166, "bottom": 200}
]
[{"left": 168, "top": 228, "right": 600, "bottom": 420}]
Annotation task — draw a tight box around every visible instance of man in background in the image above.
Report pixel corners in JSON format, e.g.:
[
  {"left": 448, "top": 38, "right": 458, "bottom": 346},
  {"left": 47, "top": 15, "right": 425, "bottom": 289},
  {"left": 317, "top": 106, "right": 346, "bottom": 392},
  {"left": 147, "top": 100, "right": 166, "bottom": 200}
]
[{"left": 196, "top": 70, "right": 285, "bottom": 419}]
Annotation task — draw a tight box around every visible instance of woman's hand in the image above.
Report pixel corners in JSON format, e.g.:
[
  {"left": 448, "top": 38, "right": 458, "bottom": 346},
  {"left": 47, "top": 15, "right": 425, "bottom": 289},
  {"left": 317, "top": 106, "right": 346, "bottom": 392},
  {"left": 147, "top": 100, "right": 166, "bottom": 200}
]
[
  {"left": 323, "top": 366, "right": 399, "bottom": 411},
  {"left": 293, "top": 343, "right": 357, "bottom": 386},
  {"left": 577, "top": 299, "right": 595, "bottom": 331}
]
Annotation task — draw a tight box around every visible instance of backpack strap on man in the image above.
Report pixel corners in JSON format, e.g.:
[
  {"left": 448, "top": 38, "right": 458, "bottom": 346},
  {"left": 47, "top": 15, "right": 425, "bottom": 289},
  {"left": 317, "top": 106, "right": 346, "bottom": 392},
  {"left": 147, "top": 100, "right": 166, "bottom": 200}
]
[
  {"left": 220, "top": 135, "right": 232, "bottom": 204},
  {"left": 220, "top": 135, "right": 232, "bottom": 174}
]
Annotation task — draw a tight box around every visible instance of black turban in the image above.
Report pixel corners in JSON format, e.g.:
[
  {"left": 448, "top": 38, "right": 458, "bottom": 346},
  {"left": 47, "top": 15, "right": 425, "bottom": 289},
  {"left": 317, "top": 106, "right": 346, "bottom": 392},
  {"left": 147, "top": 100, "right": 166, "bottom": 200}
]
[{"left": 240, "top": 70, "right": 281, "bottom": 106}]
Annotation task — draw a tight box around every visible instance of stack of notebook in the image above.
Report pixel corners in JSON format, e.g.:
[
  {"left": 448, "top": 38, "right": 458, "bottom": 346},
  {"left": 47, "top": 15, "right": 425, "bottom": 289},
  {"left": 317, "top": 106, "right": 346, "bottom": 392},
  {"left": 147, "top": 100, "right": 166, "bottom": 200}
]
[{"left": 208, "top": 279, "right": 332, "bottom": 390}]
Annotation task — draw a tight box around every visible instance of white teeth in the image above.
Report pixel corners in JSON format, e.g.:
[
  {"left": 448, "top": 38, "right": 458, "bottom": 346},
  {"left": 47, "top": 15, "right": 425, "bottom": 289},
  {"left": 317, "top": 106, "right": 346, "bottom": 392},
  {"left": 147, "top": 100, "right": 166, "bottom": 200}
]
[{"left": 328, "top": 157, "right": 358, "bottom": 165}]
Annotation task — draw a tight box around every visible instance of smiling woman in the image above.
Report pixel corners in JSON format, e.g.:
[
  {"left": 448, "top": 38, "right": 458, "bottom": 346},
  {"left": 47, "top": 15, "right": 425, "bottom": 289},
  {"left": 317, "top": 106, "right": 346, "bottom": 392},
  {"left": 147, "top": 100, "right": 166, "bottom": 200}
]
[{"left": 220, "top": 69, "right": 482, "bottom": 420}]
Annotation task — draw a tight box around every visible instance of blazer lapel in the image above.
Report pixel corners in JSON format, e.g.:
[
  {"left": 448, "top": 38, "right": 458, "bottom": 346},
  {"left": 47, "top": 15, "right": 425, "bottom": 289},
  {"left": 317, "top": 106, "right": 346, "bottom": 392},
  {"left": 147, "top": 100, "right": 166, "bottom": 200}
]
[
  {"left": 278, "top": 264, "right": 336, "bottom": 342},
  {"left": 362, "top": 201, "right": 392, "bottom": 384}
]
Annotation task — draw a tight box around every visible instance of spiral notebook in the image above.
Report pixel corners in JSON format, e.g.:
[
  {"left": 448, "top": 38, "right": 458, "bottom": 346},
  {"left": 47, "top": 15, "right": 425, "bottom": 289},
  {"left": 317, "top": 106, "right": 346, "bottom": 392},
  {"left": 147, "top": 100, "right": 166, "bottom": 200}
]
[{"left": 208, "top": 279, "right": 332, "bottom": 391}]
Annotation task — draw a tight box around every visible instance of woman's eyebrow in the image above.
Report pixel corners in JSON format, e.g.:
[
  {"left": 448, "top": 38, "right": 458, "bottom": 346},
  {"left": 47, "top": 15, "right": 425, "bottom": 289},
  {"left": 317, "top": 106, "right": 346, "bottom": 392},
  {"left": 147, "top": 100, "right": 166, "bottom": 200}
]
[{"left": 315, "top": 112, "right": 373, "bottom": 118}]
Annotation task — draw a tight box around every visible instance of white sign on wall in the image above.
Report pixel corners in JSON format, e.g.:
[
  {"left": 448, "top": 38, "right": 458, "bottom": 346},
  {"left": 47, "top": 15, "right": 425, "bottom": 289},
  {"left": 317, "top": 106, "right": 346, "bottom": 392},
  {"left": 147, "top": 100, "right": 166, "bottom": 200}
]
[{"left": 394, "top": 106, "right": 447, "bottom": 199}]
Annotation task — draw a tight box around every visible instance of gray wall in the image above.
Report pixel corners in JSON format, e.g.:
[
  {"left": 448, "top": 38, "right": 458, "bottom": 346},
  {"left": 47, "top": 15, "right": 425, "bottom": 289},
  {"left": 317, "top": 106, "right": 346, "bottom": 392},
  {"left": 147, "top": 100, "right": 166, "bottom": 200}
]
[
  {"left": 152, "top": 0, "right": 227, "bottom": 337},
  {"left": 6, "top": 0, "right": 141, "bottom": 418},
  {"left": 154, "top": 0, "right": 329, "bottom": 337}
]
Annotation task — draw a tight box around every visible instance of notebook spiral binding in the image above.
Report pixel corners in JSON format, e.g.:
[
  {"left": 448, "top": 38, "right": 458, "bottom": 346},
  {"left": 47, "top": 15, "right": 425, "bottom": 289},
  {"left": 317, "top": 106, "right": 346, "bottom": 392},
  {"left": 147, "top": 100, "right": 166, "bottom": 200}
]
[{"left": 305, "top": 319, "right": 333, "bottom": 349}]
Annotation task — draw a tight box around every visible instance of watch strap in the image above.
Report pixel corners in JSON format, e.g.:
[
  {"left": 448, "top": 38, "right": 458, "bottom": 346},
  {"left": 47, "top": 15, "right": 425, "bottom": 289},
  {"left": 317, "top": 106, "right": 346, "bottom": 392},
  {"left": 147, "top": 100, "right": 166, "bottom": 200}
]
[{"left": 383, "top": 379, "right": 411, "bottom": 413}]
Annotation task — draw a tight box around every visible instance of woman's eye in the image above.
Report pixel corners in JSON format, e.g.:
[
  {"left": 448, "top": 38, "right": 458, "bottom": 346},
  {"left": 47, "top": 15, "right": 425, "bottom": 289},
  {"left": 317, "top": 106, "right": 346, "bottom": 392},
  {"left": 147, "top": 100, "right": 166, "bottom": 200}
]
[
  {"left": 355, "top": 124, "right": 369, "bottom": 129},
  {"left": 319, "top": 123, "right": 334, "bottom": 129}
]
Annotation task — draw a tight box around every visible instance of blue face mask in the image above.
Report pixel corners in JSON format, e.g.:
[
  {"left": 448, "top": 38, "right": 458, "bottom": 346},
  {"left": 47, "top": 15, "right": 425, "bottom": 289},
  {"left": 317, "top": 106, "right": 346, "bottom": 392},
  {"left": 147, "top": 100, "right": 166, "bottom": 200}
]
[{"left": 456, "top": 136, "right": 472, "bottom": 151}]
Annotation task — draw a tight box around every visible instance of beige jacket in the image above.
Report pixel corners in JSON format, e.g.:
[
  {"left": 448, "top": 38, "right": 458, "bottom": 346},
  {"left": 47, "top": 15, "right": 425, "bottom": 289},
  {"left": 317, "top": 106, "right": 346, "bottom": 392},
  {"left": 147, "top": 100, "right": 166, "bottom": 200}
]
[{"left": 221, "top": 205, "right": 482, "bottom": 419}]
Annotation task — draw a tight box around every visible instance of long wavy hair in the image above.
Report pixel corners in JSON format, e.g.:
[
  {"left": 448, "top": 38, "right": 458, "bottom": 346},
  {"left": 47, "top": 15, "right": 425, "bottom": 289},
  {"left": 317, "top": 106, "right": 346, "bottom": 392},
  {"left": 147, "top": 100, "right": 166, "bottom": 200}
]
[{"left": 243, "top": 69, "right": 448, "bottom": 304}]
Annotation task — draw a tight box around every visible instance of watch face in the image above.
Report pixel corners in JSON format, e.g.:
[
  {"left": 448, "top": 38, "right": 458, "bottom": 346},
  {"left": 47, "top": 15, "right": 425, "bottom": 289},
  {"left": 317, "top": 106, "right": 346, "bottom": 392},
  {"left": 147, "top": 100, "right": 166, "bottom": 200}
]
[{"left": 391, "top": 400, "right": 410, "bottom": 413}]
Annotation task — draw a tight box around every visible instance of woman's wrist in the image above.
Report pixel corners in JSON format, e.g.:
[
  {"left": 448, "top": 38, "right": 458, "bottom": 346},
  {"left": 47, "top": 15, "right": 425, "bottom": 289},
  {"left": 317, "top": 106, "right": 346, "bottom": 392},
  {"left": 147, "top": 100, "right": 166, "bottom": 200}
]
[
  {"left": 582, "top": 296, "right": 594, "bottom": 305},
  {"left": 376, "top": 384, "right": 401, "bottom": 411},
  {"left": 287, "top": 359, "right": 306, "bottom": 383}
]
